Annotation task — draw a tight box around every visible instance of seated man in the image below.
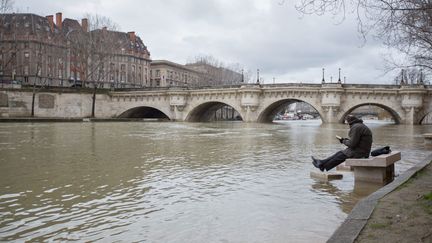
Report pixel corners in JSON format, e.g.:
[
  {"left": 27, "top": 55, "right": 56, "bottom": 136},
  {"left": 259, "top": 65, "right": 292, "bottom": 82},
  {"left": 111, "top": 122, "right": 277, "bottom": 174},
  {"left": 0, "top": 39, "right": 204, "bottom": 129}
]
[{"left": 312, "top": 115, "right": 373, "bottom": 172}]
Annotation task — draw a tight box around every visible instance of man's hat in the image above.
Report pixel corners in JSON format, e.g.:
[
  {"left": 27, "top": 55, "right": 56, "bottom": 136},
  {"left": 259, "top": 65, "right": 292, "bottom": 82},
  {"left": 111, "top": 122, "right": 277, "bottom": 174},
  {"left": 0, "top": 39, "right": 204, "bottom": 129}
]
[{"left": 346, "top": 115, "right": 360, "bottom": 124}]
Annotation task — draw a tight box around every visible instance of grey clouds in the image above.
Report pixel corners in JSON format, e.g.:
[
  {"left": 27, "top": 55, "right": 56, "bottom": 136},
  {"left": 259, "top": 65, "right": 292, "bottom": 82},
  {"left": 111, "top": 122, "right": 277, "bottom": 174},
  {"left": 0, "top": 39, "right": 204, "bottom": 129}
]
[{"left": 14, "top": 0, "right": 398, "bottom": 83}]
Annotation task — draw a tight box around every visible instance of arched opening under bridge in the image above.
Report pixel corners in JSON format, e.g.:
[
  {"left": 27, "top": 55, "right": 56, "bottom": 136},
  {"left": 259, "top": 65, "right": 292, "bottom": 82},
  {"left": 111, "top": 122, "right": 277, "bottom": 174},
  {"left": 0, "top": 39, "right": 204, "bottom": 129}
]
[
  {"left": 185, "top": 102, "right": 243, "bottom": 122},
  {"left": 341, "top": 103, "right": 401, "bottom": 124},
  {"left": 118, "top": 106, "right": 170, "bottom": 120},
  {"left": 258, "top": 99, "right": 322, "bottom": 123},
  {"left": 419, "top": 112, "right": 432, "bottom": 125}
]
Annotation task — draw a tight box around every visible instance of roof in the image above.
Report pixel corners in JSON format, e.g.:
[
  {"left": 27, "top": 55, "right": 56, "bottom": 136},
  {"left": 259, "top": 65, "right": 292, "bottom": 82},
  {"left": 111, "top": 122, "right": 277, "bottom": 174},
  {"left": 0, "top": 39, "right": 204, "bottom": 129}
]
[
  {"left": 151, "top": 60, "right": 200, "bottom": 73},
  {"left": 88, "top": 29, "right": 150, "bottom": 57},
  {"left": 0, "top": 13, "right": 60, "bottom": 38},
  {"left": 0, "top": 13, "right": 151, "bottom": 58}
]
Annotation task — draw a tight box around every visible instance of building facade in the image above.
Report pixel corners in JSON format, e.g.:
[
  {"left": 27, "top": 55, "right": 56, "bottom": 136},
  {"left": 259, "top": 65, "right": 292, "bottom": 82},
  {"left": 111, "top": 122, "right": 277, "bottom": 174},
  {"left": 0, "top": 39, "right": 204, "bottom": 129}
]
[
  {"left": 1, "top": 12, "right": 244, "bottom": 89},
  {"left": 149, "top": 60, "right": 244, "bottom": 88},
  {"left": 150, "top": 60, "right": 200, "bottom": 87},
  {"left": 0, "top": 12, "right": 151, "bottom": 88},
  {"left": 186, "top": 61, "right": 243, "bottom": 86}
]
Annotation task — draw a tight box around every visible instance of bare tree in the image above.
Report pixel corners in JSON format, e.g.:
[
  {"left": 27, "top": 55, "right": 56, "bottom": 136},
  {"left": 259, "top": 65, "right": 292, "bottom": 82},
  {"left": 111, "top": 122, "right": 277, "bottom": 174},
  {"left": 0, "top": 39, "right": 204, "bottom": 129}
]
[
  {"left": 84, "top": 13, "right": 120, "bottom": 32},
  {"left": 187, "top": 55, "right": 246, "bottom": 86},
  {"left": 0, "top": 0, "right": 14, "bottom": 13},
  {"left": 0, "top": 12, "right": 27, "bottom": 86},
  {"left": 294, "top": 0, "right": 432, "bottom": 75},
  {"left": 67, "top": 14, "right": 119, "bottom": 86},
  {"left": 67, "top": 14, "right": 120, "bottom": 117}
]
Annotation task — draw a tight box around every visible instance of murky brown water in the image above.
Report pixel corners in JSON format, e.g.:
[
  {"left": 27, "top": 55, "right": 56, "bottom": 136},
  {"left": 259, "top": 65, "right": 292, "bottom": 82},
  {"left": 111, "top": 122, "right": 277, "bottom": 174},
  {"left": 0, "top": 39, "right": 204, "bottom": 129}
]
[{"left": 0, "top": 121, "right": 431, "bottom": 242}]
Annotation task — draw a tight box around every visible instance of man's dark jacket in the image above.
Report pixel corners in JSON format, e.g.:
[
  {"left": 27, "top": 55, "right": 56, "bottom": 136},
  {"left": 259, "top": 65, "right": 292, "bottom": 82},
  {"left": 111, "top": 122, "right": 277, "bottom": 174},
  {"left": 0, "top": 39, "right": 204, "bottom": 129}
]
[{"left": 342, "top": 118, "right": 373, "bottom": 158}]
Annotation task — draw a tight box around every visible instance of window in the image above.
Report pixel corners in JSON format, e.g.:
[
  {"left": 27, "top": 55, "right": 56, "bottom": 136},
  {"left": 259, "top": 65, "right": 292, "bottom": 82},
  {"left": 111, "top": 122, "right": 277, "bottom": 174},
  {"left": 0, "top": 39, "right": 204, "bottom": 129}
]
[
  {"left": 138, "top": 66, "right": 142, "bottom": 82},
  {"left": 58, "top": 58, "right": 63, "bottom": 78},
  {"left": 156, "top": 69, "right": 160, "bottom": 77},
  {"left": 120, "top": 64, "right": 126, "bottom": 82},
  {"left": 24, "top": 52, "right": 29, "bottom": 58},
  {"left": 110, "top": 63, "right": 115, "bottom": 82},
  {"left": 47, "top": 56, "right": 52, "bottom": 77},
  {"left": 131, "top": 65, "right": 136, "bottom": 82}
]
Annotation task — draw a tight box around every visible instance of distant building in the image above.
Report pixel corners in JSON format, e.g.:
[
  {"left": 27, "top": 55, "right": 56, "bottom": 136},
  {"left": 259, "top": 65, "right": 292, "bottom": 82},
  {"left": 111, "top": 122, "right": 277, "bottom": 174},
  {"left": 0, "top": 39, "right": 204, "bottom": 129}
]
[
  {"left": 186, "top": 61, "right": 243, "bottom": 86},
  {"left": 150, "top": 60, "right": 200, "bottom": 87},
  {"left": 150, "top": 60, "right": 244, "bottom": 87},
  {"left": 0, "top": 12, "right": 151, "bottom": 88}
]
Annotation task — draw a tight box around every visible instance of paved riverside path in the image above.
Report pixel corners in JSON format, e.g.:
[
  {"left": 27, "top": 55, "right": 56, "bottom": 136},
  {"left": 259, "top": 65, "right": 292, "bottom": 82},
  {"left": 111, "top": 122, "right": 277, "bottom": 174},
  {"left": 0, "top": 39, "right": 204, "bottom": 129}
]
[{"left": 329, "top": 154, "right": 432, "bottom": 243}]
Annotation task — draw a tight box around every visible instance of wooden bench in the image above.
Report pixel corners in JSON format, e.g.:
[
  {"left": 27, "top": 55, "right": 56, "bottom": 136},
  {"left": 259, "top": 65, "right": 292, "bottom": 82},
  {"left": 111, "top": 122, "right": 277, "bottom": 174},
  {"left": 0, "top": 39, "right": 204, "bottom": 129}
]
[{"left": 345, "top": 151, "right": 401, "bottom": 184}]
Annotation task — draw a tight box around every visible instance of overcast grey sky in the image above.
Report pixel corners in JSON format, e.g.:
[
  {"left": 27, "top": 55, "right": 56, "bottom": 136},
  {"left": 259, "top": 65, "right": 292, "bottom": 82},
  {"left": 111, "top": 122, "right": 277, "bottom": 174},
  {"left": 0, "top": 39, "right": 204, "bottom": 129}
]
[{"left": 14, "top": 0, "right": 399, "bottom": 84}]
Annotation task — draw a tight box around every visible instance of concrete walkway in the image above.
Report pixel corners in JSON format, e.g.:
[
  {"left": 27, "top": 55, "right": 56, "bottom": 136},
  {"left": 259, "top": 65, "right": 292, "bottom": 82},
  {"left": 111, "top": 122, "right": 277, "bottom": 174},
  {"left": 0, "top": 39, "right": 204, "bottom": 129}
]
[{"left": 328, "top": 153, "right": 432, "bottom": 243}]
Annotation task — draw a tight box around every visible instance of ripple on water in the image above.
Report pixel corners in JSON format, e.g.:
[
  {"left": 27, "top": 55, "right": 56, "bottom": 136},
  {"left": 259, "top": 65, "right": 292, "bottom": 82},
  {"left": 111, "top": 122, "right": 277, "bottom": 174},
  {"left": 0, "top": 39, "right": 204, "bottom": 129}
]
[{"left": 0, "top": 122, "right": 431, "bottom": 242}]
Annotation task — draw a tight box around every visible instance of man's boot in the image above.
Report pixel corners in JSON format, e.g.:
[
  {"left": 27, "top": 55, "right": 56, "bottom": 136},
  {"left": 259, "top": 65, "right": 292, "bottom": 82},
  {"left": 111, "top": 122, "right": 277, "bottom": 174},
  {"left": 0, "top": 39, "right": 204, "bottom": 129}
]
[{"left": 311, "top": 156, "right": 324, "bottom": 172}]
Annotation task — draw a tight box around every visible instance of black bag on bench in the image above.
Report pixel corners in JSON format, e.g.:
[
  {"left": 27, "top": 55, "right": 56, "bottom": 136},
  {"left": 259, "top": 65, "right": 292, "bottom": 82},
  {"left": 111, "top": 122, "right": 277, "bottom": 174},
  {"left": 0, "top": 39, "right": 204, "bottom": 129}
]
[{"left": 371, "top": 146, "right": 391, "bottom": 157}]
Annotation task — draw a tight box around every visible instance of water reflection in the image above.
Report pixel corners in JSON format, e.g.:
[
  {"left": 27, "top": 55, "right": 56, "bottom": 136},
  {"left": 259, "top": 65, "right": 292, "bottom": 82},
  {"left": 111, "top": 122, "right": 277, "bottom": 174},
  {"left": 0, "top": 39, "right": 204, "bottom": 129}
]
[
  {"left": 0, "top": 121, "right": 431, "bottom": 242},
  {"left": 310, "top": 177, "right": 382, "bottom": 214}
]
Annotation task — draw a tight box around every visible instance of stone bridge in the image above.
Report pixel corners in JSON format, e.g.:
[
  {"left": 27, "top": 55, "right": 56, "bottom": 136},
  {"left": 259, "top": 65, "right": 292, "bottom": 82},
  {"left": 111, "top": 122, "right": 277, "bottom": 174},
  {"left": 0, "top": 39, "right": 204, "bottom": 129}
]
[{"left": 1, "top": 83, "right": 431, "bottom": 124}]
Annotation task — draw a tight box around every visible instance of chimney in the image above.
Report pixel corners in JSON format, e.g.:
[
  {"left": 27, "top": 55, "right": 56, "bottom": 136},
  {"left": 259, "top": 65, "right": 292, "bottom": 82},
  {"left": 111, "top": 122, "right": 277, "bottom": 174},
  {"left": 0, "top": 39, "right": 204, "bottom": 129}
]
[
  {"left": 55, "top": 12, "right": 62, "bottom": 30},
  {"left": 128, "top": 31, "right": 136, "bottom": 43},
  {"left": 46, "top": 15, "right": 54, "bottom": 32},
  {"left": 81, "top": 18, "right": 88, "bottom": 32}
]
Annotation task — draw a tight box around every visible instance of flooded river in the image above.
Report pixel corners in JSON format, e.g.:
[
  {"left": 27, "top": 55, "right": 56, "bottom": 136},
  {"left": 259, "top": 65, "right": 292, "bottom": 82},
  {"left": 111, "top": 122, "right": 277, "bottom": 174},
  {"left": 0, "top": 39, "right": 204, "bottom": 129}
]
[{"left": 0, "top": 121, "right": 431, "bottom": 242}]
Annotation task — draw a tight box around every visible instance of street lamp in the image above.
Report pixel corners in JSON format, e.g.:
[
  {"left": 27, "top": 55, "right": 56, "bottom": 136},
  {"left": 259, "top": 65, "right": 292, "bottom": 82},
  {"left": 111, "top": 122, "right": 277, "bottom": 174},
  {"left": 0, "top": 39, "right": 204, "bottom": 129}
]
[
  {"left": 419, "top": 69, "right": 424, "bottom": 84},
  {"left": 338, "top": 68, "right": 341, "bottom": 83},
  {"left": 257, "top": 69, "right": 260, "bottom": 84},
  {"left": 322, "top": 68, "right": 325, "bottom": 83}
]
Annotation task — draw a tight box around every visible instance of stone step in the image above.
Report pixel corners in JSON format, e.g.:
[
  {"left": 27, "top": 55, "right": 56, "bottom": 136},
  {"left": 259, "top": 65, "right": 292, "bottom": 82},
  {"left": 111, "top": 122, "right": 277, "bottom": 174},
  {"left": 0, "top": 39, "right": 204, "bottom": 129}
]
[{"left": 310, "top": 171, "right": 343, "bottom": 181}]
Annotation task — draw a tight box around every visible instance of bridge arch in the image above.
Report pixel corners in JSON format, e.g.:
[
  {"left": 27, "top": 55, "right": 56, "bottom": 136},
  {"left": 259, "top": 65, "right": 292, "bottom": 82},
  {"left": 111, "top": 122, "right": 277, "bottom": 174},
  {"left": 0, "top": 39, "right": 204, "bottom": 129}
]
[
  {"left": 117, "top": 106, "right": 171, "bottom": 120},
  {"left": 338, "top": 103, "right": 402, "bottom": 124},
  {"left": 257, "top": 99, "right": 324, "bottom": 123},
  {"left": 418, "top": 109, "right": 432, "bottom": 125},
  {"left": 185, "top": 101, "right": 243, "bottom": 122}
]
